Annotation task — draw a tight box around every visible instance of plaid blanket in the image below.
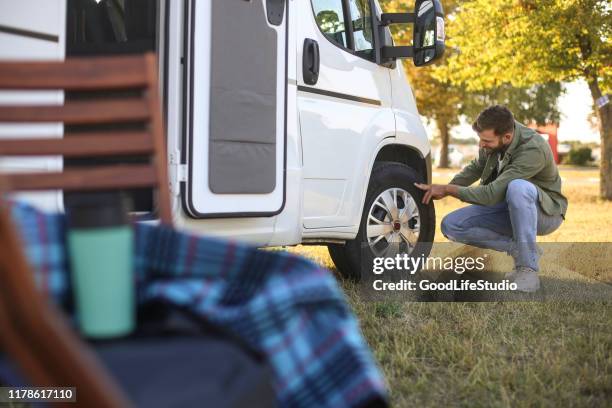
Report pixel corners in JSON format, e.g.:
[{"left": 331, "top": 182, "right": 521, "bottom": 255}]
[{"left": 8, "top": 201, "right": 388, "bottom": 408}]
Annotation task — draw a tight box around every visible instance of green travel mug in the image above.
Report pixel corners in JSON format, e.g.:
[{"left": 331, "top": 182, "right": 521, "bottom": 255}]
[{"left": 66, "top": 193, "right": 134, "bottom": 339}]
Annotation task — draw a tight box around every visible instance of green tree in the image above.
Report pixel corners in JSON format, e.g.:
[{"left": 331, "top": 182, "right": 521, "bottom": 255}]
[
  {"left": 381, "top": 0, "right": 563, "bottom": 168},
  {"left": 439, "top": 0, "right": 612, "bottom": 198},
  {"left": 461, "top": 82, "right": 564, "bottom": 128}
]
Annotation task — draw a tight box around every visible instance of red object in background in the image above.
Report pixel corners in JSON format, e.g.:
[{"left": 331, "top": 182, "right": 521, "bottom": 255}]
[{"left": 529, "top": 123, "right": 559, "bottom": 164}]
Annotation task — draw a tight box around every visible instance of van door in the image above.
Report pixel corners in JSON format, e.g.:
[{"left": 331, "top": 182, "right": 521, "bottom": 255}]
[
  {"left": 182, "top": 0, "right": 288, "bottom": 218},
  {"left": 0, "top": 0, "right": 66, "bottom": 212},
  {"left": 297, "top": 0, "right": 394, "bottom": 229}
]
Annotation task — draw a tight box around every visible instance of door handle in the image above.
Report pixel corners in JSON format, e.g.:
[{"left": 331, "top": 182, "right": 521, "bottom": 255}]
[{"left": 302, "top": 38, "right": 319, "bottom": 85}]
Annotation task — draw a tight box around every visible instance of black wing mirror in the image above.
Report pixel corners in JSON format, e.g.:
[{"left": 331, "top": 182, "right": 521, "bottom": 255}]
[{"left": 379, "top": 0, "right": 445, "bottom": 67}]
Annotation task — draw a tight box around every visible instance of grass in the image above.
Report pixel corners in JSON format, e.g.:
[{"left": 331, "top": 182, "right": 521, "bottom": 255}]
[
  {"left": 432, "top": 165, "right": 612, "bottom": 243},
  {"left": 285, "top": 167, "right": 612, "bottom": 407}
]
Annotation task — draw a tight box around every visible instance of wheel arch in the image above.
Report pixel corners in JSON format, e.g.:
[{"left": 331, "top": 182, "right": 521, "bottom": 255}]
[
  {"left": 373, "top": 143, "right": 431, "bottom": 184},
  {"left": 352, "top": 141, "right": 432, "bottom": 239},
  {"left": 335, "top": 146, "right": 437, "bottom": 281}
]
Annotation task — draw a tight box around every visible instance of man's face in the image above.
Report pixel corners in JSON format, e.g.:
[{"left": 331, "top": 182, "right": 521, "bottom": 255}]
[{"left": 478, "top": 129, "right": 512, "bottom": 155}]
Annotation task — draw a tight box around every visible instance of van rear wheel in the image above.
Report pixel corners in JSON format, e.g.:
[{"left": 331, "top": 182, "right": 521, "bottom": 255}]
[
  {"left": 327, "top": 243, "right": 352, "bottom": 277},
  {"left": 327, "top": 162, "right": 435, "bottom": 281}
]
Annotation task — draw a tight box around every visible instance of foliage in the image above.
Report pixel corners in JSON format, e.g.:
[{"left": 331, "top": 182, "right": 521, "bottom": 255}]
[
  {"left": 380, "top": 0, "right": 564, "bottom": 127},
  {"left": 287, "top": 166, "right": 612, "bottom": 406},
  {"left": 436, "top": 0, "right": 612, "bottom": 197},
  {"left": 461, "top": 82, "right": 564, "bottom": 126},
  {"left": 380, "top": 0, "right": 565, "bottom": 168},
  {"left": 563, "top": 140, "right": 600, "bottom": 150},
  {"left": 438, "top": 0, "right": 611, "bottom": 92},
  {"left": 566, "top": 147, "right": 593, "bottom": 166}
]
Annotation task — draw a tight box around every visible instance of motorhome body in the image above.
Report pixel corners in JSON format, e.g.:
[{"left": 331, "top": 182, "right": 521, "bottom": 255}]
[{"left": 0, "top": 0, "right": 445, "bottom": 279}]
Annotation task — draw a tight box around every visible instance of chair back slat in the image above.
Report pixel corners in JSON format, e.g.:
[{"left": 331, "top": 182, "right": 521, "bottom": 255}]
[
  {"left": 4, "top": 165, "right": 158, "bottom": 192},
  {"left": 0, "top": 55, "right": 148, "bottom": 90},
  {"left": 0, "top": 53, "right": 171, "bottom": 224},
  {"left": 0, "top": 99, "right": 150, "bottom": 124},
  {"left": 0, "top": 132, "right": 154, "bottom": 157}
]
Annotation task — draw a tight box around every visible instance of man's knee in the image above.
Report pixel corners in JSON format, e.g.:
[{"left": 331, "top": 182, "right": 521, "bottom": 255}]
[
  {"left": 506, "top": 179, "right": 537, "bottom": 205},
  {"left": 441, "top": 213, "right": 462, "bottom": 241}
]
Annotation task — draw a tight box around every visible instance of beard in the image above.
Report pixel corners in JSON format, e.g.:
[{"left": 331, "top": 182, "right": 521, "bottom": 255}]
[
  {"left": 484, "top": 146, "right": 504, "bottom": 155},
  {"left": 484, "top": 140, "right": 509, "bottom": 155}
]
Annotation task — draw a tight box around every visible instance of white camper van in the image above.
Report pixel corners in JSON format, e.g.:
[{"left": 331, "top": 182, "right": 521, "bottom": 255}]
[{"left": 0, "top": 0, "right": 445, "bottom": 279}]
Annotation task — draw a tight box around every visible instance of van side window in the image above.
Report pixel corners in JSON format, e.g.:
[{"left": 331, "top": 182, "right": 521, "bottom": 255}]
[
  {"left": 312, "top": 0, "right": 348, "bottom": 48},
  {"left": 348, "top": 0, "right": 374, "bottom": 59}
]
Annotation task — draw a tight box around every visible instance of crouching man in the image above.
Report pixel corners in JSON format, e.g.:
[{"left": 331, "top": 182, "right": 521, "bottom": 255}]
[{"left": 415, "top": 105, "right": 567, "bottom": 292}]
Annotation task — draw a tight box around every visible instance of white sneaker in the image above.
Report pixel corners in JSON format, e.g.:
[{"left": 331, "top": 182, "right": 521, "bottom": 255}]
[
  {"left": 504, "top": 268, "right": 519, "bottom": 281},
  {"left": 513, "top": 267, "right": 540, "bottom": 292}
]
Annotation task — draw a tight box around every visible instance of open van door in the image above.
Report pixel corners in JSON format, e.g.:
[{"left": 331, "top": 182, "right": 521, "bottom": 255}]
[
  {"left": 0, "top": 0, "right": 66, "bottom": 212},
  {"left": 182, "top": 0, "right": 287, "bottom": 218}
]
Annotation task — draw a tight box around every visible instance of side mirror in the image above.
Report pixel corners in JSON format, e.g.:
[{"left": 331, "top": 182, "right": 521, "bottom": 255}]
[
  {"left": 379, "top": 0, "right": 445, "bottom": 67},
  {"left": 413, "top": 0, "right": 445, "bottom": 66}
]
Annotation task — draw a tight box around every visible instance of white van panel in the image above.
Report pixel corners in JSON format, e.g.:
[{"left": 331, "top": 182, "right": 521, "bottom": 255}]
[
  {"left": 389, "top": 65, "right": 430, "bottom": 156},
  {"left": 0, "top": 0, "right": 66, "bottom": 61},
  {"left": 296, "top": 0, "right": 395, "bottom": 230},
  {"left": 0, "top": 0, "right": 66, "bottom": 213}
]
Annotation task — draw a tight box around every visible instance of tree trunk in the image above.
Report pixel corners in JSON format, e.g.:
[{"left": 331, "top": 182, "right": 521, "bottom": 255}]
[
  {"left": 587, "top": 78, "right": 612, "bottom": 200},
  {"left": 437, "top": 119, "right": 450, "bottom": 169}
]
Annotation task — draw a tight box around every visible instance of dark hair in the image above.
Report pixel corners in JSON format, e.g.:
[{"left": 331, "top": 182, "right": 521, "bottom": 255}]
[{"left": 472, "top": 105, "right": 515, "bottom": 136}]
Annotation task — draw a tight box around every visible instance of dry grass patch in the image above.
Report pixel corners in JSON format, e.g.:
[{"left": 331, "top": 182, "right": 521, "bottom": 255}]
[
  {"left": 284, "top": 167, "right": 611, "bottom": 407},
  {"left": 433, "top": 166, "right": 612, "bottom": 243}
]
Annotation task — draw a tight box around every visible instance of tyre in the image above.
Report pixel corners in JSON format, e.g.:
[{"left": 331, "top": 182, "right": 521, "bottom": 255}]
[
  {"left": 328, "top": 161, "right": 436, "bottom": 281},
  {"left": 327, "top": 243, "right": 351, "bottom": 276}
]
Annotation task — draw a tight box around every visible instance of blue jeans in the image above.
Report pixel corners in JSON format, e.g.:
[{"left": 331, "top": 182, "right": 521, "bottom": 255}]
[{"left": 441, "top": 179, "right": 563, "bottom": 271}]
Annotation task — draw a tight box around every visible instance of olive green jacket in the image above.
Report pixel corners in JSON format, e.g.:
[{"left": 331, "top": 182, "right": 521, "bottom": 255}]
[{"left": 450, "top": 121, "right": 568, "bottom": 217}]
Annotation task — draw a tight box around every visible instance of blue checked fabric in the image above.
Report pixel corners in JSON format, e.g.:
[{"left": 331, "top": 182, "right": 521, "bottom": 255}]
[{"left": 8, "top": 201, "right": 388, "bottom": 408}]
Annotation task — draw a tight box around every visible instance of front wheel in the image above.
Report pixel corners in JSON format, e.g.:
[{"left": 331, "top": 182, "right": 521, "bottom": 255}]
[{"left": 328, "top": 162, "right": 435, "bottom": 281}]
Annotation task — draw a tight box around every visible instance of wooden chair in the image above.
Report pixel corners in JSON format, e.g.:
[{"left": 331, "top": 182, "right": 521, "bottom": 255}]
[
  {"left": 0, "top": 53, "right": 172, "bottom": 407},
  {"left": 0, "top": 53, "right": 171, "bottom": 222}
]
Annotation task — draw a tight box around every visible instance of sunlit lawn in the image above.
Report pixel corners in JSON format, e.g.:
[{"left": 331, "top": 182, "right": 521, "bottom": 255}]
[{"left": 286, "top": 166, "right": 611, "bottom": 407}]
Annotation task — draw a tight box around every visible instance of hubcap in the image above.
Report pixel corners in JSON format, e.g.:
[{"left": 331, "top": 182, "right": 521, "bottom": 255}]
[{"left": 367, "top": 187, "right": 420, "bottom": 257}]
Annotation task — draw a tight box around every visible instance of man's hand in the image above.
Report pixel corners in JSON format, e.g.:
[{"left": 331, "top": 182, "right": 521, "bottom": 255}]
[{"left": 414, "top": 183, "right": 458, "bottom": 204}]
